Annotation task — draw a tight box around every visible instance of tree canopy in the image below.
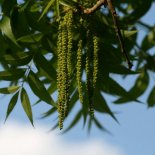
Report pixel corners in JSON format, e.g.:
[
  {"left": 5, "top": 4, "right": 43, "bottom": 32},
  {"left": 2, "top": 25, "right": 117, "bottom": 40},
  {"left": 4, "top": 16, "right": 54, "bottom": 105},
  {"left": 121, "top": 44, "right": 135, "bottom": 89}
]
[{"left": 0, "top": 0, "right": 155, "bottom": 132}]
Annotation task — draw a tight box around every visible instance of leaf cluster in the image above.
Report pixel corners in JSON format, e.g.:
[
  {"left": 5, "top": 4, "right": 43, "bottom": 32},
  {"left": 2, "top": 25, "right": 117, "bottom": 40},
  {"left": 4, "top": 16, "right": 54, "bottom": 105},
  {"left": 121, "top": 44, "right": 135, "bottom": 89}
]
[{"left": 0, "top": 0, "right": 155, "bottom": 132}]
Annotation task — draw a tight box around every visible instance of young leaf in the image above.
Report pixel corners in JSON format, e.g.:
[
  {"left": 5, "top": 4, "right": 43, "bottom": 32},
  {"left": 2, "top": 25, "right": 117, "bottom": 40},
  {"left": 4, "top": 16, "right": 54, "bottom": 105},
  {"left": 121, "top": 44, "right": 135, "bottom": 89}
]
[
  {"left": 114, "top": 71, "right": 149, "bottom": 104},
  {"left": 0, "top": 69, "right": 25, "bottom": 81},
  {"left": 63, "top": 110, "right": 82, "bottom": 133},
  {"left": 0, "top": 16, "right": 19, "bottom": 46},
  {"left": 55, "top": 0, "right": 60, "bottom": 20},
  {"left": 39, "top": 0, "right": 55, "bottom": 21},
  {"left": 0, "top": 86, "right": 20, "bottom": 94},
  {"left": 21, "top": 88, "right": 33, "bottom": 126},
  {"left": 147, "top": 86, "right": 155, "bottom": 107},
  {"left": 93, "top": 89, "right": 118, "bottom": 122},
  {"left": 5, "top": 92, "right": 19, "bottom": 121},
  {"left": 2, "top": 52, "right": 33, "bottom": 66},
  {"left": 41, "top": 107, "right": 57, "bottom": 119},
  {"left": 27, "top": 71, "right": 56, "bottom": 107},
  {"left": 34, "top": 53, "right": 57, "bottom": 80},
  {"left": 122, "top": 30, "right": 138, "bottom": 38},
  {"left": 17, "top": 33, "right": 43, "bottom": 43},
  {"left": 93, "top": 117, "right": 110, "bottom": 134}
]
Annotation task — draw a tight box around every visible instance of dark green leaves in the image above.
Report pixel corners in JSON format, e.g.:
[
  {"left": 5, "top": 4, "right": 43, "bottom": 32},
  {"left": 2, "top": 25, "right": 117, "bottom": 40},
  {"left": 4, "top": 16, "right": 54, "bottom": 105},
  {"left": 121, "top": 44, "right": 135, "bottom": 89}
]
[
  {"left": 114, "top": 71, "right": 149, "bottom": 104},
  {"left": 39, "top": 0, "right": 55, "bottom": 20},
  {"left": 0, "top": 86, "right": 20, "bottom": 94},
  {"left": 0, "top": 16, "right": 19, "bottom": 46},
  {"left": 1, "top": 52, "right": 33, "bottom": 66},
  {"left": 34, "top": 53, "right": 57, "bottom": 80},
  {"left": 5, "top": 92, "right": 19, "bottom": 121},
  {"left": 147, "top": 86, "right": 155, "bottom": 107},
  {"left": 27, "top": 71, "right": 56, "bottom": 106},
  {"left": 21, "top": 88, "right": 33, "bottom": 125},
  {"left": 0, "top": 69, "right": 25, "bottom": 81},
  {"left": 0, "top": 0, "right": 155, "bottom": 132}
]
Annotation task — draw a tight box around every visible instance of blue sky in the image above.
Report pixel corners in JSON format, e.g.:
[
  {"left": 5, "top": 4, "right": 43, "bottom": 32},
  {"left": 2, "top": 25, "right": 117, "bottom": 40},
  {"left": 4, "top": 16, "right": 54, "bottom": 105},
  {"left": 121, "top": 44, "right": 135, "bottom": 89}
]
[{"left": 0, "top": 2, "right": 155, "bottom": 155}]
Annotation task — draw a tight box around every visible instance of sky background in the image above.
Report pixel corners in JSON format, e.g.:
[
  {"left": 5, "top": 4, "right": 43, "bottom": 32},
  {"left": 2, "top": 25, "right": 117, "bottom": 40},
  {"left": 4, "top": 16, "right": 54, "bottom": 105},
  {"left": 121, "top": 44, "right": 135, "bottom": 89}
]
[{"left": 0, "top": 2, "right": 155, "bottom": 155}]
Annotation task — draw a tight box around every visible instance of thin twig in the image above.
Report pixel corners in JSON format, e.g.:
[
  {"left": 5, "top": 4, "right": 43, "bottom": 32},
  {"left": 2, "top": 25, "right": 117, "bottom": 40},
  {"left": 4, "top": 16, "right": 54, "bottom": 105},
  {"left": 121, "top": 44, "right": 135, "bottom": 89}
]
[
  {"left": 78, "top": 0, "right": 132, "bottom": 69},
  {"left": 82, "top": 0, "right": 106, "bottom": 14},
  {"left": 106, "top": 0, "right": 132, "bottom": 69}
]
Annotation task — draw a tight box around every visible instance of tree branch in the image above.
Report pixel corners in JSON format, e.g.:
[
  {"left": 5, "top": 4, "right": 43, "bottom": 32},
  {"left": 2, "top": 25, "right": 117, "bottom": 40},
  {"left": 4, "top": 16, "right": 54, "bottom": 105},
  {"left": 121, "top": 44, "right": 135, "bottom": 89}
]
[
  {"left": 78, "top": 0, "right": 133, "bottom": 69},
  {"left": 82, "top": 0, "right": 106, "bottom": 14},
  {"left": 106, "top": 0, "right": 133, "bottom": 69}
]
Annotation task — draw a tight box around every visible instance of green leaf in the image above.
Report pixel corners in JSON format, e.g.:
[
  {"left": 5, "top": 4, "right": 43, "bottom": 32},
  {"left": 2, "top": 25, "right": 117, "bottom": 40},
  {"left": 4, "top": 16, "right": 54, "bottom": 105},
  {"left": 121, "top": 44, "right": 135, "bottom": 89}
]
[
  {"left": 0, "top": 86, "right": 20, "bottom": 94},
  {"left": 63, "top": 110, "right": 82, "bottom": 133},
  {"left": 114, "top": 71, "right": 149, "bottom": 104},
  {"left": 93, "top": 89, "right": 118, "bottom": 122},
  {"left": 41, "top": 107, "right": 57, "bottom": 119},
  {"left": 0, "top": 16, "right": 19, "bottom": 46},
  {"left": 2, "top": 0, "right": 17, "bottom": 16},
  {"left": 21, "top": 88, "right": 33, "bottom": 126},
  {"left": 39, "top": 0, "right": 55, "bottom": 21},
  {"left": 93, "top": 117, "right": 110, "bottom": 134},
  {"left": 27, "top": 71, "right": 56, "bottom": 107},
  {"left": 59, "top": 0, "right": 79, "bottom": 8},
  {"left": 122, "top": 30, "right": 138, "bottom": 38},
  {"left": 2, "top": 52, "right": 33, "bottom": 66},
  {"left": 55, "top": 0, "right": 60, "bottom": 20},
  {"left": 5, "top": 92, "right": 19, "bottom": 121},
  {"left": 34, "top": 53, "right": 57, "bottom": 80},
  {"left": 0, "top": 69, "right": 25, "bottom": 81},
  {"left": 147, "top": 86, "right": 155, "bottom": 107},
  {"left": 17, "top": 33, "right": 43, "bottom": 43},
  {"left": 141, "top": 27, "right": 155, "bottom": 51}
]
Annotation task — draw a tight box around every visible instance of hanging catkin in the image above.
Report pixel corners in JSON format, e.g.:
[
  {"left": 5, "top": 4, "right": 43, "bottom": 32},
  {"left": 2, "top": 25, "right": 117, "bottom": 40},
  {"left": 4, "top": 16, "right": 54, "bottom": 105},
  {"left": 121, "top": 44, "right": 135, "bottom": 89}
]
[
  {"left": 56, "top": 10, "right": 75, "bottom": 129},
  {"left": 64, "top": 10, "right": 74, "bottom": 117},
  {"left": 93, "top": 35, "right": 99, "bottom": 88},
  {"left": 76, "top": 40, "right": 83, "bottom": 103},
  {"left": 57, "top": 13, "right": 69, "bottom": 129},
  {"left": 85, "top": 30, "right": 94, "bottom": 119}
]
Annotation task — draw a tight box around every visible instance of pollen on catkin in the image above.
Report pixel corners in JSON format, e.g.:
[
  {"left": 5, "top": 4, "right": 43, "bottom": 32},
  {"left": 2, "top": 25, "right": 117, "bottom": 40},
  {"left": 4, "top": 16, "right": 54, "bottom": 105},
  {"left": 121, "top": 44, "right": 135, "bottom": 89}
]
[
  {"left": 76, "top": 40, "right": 83, "bottom": 103},
  {"left": 93, "top": 35, "right": 99, "bottom": 88},
  {"left": 57, "top": 13, "right": 69, "bottom": 129},
  {"left": 57, "top": 10, "right": 75, "bottom": 129}
]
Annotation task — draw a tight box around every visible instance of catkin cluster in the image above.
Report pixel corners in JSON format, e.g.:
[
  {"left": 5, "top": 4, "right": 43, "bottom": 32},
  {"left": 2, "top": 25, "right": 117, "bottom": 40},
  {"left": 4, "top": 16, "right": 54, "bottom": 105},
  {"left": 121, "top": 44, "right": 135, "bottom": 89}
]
[
  {"left": 56, "top": 10, "right": 99, "bottom": 129},
  {"left": 57, "top": 10, "right": 73, "bottom": 129}
]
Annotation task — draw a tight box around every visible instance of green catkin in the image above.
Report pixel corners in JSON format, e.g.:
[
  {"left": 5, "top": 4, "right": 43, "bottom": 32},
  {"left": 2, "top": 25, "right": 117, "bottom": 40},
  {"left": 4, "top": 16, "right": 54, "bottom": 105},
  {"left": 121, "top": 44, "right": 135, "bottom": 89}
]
[
  {"left": 57, "top": 10, "right": 74, "bottom": 129},
  {"left": 57, "top": 13, "right": 69, "bottom": 129},
  {"left": 93, "top": 35, "right": 99, "bottom": 88},
  {"left": 67, "top": 10, "right": 73, "bottom": 77},
  {"left": 86, "top": 30, "right": 94, "bottom": 119},
  {"left": 76, "top": 40, "right": 83, "bottom": 103},
  {"left": 64, "top": 10, "right": 74, "bottom": 117},
  {"left": 57, "top": 21, "right": 63, "bottom": 114}
]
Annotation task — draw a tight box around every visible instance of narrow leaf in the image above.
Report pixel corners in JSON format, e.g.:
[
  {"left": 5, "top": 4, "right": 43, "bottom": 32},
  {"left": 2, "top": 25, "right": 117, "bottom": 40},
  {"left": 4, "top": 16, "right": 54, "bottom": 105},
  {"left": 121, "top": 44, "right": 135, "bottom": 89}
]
[
  {"left": 34, "top": 53, "right": 57, "bottom": 80},
  {"left": 0, "top": 16, "right": 19, "bottom": 46},
  {"left": 27, "top": 71, "right": 56, "bottom": 107},
  {"left": 147, "top": 86, "right": 155, "bottom": 107},
  {"left": 39, "top": 0, "right": 55, "bottom": 21},
  {"left": 5, "top": 92, "right": 19, "bottom": 121},
  {"left": 114, "top": 71, "right": 149, "bottom": 104},
  {"left": 93, "top": 89, "right": 118, "bottom": 122},
  {"left": 21, "top": 88, "right": 33, "bottom": 126},
  {"left": 2, "top": 52, "right": 33, "bottom": 66},
  {"left": 17, "top": 33, "right": 43, "bottom": 43},
  {"left": 0, "top": 69, "right": 25, "bottom": 81},
  {"left": 122, "top": 30, "right": 138, "bottom": 38},
  {"left": 63, "top": 110, "right": 82, "bottom": 133},
  {"left": 0, "top": 86, "right": 20, "bottom": 94}
]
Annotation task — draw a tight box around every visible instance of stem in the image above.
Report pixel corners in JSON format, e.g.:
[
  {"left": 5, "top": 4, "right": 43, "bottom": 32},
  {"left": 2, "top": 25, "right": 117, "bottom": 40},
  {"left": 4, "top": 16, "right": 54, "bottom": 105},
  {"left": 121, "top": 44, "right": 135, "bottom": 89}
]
[
  {"left": 106, "top": 0, "right": 133, "bottom": 69},
  {"left": 82, "top": 0, "right": 106, "bottom": 14}
]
